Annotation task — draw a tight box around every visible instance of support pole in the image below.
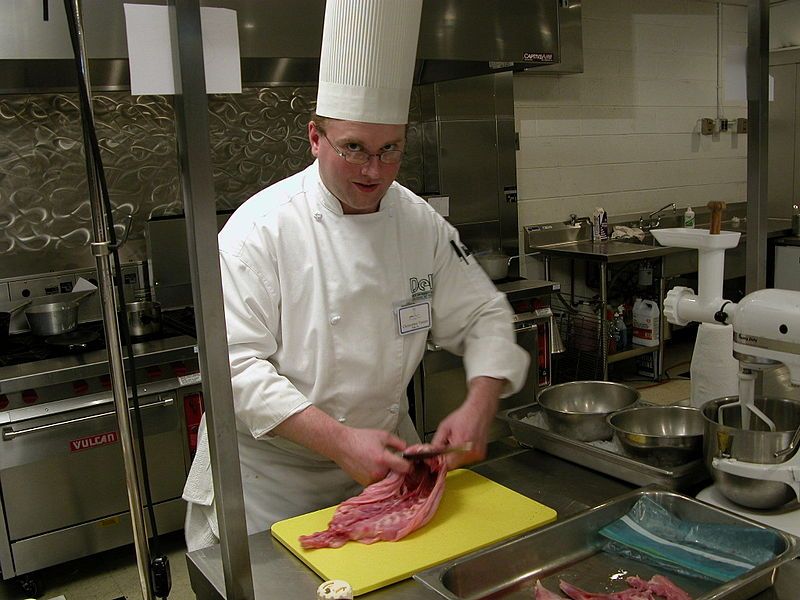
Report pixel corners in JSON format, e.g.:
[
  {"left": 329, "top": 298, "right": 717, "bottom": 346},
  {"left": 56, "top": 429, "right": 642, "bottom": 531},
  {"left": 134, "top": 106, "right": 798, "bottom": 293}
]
[
  {"left": 746, "top": 0, "right": 769, "bottom": 293},
  {"left": 167, "top": 1, "right": 255, "bottom": 597},
  {"left": 65, "top": 1, "right": 152, "bottom": 597}
]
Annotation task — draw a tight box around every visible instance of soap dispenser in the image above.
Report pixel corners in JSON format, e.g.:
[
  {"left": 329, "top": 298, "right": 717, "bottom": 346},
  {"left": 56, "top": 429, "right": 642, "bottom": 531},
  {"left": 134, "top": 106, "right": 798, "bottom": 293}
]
[{"left": 683, "top": 206, "right": 695, "bottom": 228}]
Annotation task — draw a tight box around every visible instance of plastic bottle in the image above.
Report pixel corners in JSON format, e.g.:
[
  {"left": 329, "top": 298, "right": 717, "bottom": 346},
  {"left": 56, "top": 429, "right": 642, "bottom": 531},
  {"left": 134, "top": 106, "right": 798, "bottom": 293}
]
[
  {"left": 592, "top": 207, "right": 603, "bottom": 240},
  {"left": 615, "top": 307, "right": 628, "bottom": 351},
  {"left": 683, "top": 206, "right": 695, "bottom": 228},
  {"left": 608, "top": 310, "right": 620, "bottom": 354},
  {"left": 632, "top": 298, "right": 660, "bottom": 347}
]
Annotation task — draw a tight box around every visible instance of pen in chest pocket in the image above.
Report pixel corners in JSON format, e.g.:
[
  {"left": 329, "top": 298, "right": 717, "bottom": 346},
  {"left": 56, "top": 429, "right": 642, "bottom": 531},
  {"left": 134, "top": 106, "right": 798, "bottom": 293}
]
[{"left": 449, "top": 239, "right": 470, "bottom": 265}]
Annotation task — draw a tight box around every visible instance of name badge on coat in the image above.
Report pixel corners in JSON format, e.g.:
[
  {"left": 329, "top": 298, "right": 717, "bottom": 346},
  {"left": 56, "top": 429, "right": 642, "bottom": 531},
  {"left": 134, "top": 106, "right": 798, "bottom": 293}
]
[{"left": 394, "top": 295, "right": 432, "bottom": 336}]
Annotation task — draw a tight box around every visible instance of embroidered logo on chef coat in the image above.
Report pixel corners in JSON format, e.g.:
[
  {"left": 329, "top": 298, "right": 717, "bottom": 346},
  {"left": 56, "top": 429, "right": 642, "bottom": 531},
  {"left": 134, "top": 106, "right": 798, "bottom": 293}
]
[
  {"left": 409, "top": 274, "right": 433, "bottom": 300},
  {"left": 395, "top": 274, "right": 433, "bottom": 335}
]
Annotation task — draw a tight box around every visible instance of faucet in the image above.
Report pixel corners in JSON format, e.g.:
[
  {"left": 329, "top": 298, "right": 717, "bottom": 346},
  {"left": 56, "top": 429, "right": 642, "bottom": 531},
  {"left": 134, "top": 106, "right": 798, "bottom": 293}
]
[{"left": 639, "top": 202, "right": 676, "bottom": 229}]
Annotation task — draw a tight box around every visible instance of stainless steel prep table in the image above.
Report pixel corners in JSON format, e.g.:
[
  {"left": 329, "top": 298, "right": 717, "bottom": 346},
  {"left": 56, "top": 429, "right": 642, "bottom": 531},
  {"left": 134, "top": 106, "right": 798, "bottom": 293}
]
[
  {"left": 184, "top": 446, "right": 800, "bottom": 599},
  {"left": 528, "top": 218, "right": 794, "bottom": 380}
]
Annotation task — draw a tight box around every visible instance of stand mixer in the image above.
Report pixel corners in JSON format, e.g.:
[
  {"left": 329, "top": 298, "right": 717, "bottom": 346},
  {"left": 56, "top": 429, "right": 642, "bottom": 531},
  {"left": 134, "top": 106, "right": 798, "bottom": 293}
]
[{"left": 651, "top": 203, "right": 800, "bottom": 522}]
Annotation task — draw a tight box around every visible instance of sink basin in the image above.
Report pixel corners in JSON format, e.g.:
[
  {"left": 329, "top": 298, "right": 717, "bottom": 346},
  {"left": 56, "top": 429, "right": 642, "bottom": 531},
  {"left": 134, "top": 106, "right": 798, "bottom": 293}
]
[
  {"left": 612, "top": 232, "right": 659, "bottom": 246},
  {"left": 651, "top": 228, "right": 741, "bottom": 250}
]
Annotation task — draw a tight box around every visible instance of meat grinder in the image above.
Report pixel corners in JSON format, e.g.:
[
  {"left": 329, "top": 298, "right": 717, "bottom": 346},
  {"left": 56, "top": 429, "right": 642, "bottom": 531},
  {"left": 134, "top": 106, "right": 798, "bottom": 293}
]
[{"left": 652, "top": 225, "right": 800, "bottom": 510}]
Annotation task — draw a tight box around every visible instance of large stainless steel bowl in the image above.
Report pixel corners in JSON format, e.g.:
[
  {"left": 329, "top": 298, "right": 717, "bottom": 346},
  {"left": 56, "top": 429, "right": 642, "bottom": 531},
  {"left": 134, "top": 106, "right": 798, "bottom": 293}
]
[
  {"left": 537, "top": 381, "right": 640, "bottom": 441},
  {"left": 607, "top": 406, "right": 705, "bottom": 467},
  {"left": 702, "top": 396, "right": 800, "bottom": 510}
]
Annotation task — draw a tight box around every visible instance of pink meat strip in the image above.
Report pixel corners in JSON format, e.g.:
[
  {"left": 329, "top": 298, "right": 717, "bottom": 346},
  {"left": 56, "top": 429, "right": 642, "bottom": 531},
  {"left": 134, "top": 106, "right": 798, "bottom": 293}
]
[
  {"left": 627, "top": 576, "right": 692, "bottom": 600},
  {"left": 559, "top": 580, "right": 653, "bottom": 600},
  {"left": 299, "top": 446, "right": 447, "bottom": 549}
]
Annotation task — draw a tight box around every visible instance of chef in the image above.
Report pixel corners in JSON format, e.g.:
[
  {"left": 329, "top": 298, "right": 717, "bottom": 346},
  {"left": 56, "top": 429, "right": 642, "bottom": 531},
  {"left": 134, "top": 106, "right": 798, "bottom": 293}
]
[{"left": 182, "top": 0, "right": 529, "bottom": 551}]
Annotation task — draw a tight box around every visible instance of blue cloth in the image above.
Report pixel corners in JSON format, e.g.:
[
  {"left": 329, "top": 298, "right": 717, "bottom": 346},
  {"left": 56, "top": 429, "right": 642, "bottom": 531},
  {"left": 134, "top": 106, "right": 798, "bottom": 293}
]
[{"left": 599, "top": 496, "right": 782, "bottom": 582}]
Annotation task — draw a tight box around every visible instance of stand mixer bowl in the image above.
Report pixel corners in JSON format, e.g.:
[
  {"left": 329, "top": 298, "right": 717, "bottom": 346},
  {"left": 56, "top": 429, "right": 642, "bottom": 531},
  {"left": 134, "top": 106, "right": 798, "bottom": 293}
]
[{"left": 701, "top": 396, "right": 800, "bottom": 510}]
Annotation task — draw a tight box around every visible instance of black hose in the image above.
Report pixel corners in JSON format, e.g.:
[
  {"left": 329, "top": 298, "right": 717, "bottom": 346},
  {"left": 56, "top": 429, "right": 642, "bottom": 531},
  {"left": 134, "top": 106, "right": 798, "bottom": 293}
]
[{"left": 62, "top": 1, "right": 168, "bottom": 597}]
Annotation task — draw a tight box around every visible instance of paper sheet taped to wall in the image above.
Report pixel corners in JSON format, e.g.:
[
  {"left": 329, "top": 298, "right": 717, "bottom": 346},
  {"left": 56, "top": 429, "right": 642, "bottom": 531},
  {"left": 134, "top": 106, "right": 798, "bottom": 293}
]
[{"left": 123, "top": 4, "right": 241, "bottom": 95}]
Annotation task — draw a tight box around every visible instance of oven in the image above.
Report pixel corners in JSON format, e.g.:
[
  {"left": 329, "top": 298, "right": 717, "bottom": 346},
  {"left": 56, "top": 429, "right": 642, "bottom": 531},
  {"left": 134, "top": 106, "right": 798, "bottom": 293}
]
[
  {"left": 411, "top": 279, "right": 556, "bottom": 442},
  {"left": 0, "top": 309, "right": 201, "bottom": 582}
]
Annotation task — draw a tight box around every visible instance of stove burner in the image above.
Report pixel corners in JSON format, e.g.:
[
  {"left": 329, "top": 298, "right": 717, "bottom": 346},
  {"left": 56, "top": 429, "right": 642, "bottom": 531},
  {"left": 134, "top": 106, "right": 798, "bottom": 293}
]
[
  {"left": 0, "top": 307, "right": 196, "bottom": 368},
  {"left": 45, "top": 330, "right": 101, "bottom": 351}
]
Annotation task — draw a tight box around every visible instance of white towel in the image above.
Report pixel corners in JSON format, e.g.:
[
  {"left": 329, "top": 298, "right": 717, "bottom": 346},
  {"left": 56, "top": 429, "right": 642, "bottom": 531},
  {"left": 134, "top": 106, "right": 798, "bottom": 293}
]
[
  {"left": 182, "top": 417, "right": 214, "bottom": 506},
  {"left": 611, "top": 225, "right": 646, "bottom": 241},
  {"left": 690, "top": 323, "right": 739, "bottom": 408}
]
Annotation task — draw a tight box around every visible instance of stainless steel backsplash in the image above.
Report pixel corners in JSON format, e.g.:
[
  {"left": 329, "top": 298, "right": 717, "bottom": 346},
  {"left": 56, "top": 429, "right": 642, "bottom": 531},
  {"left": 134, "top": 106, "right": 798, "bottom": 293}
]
[{"left": 0, "top": 87, "right": 423, "bottom": 277}]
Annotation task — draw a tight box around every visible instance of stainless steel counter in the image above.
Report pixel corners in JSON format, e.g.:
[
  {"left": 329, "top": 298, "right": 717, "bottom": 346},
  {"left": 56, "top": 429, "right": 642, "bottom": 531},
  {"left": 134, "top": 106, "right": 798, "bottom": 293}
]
[
  {"left": 494, "top": 278, "right": 556, "bottom": 301},
  {"left": 528, "top": 219, "right": 792, "bottom": 264},
  {"left": 184, "top": 445, "right": 800, "bottom": 599}
]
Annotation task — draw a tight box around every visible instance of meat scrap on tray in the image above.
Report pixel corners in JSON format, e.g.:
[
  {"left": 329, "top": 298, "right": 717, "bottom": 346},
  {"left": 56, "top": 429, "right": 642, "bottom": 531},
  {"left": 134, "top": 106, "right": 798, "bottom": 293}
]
[
  {"left": 534, "top": 574, "right": 692, "bottom": 600},
  {"left": 299, "top": 444, "right": 447, "bottom": 549}
]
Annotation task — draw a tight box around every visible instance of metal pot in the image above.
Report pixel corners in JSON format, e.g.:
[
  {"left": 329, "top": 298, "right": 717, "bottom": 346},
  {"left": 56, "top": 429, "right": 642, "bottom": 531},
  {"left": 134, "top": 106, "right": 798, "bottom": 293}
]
[
  {"left": 537, "top": 380, "right": 640, "bottom": 442},
  {"left": 25, "top": 300, "right": 81, "bottom": 336},
  {"left": 475, "top": 252, "right": 511, "bottom": 281},
  {"left": 701, "top": 396, "right": 800, "bottom": 510},
  {"left": 24, "top": 292, "right": 94, "bottom": 336},
  {"left": 608, "top": 405, "right": 704, "bottom": 467},
  {"left": 124, "top": 300, "right": 162, "bottom": 337}
]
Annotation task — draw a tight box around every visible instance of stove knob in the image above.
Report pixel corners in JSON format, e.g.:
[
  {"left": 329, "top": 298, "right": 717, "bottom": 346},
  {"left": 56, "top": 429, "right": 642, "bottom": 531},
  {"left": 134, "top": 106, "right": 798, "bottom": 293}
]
[
  {"left": 72, "top": 380, "right": 89, "bottom": 395},
  {"left": 171, "top": 361, "right": 188, "bottom": 377},
  {"left": 100, "top": 374, "right": 112, "bottom": 390},
  {"left": 0, "top": 394, "right": 8, "bottom": 410},
  {"left": 147, "top": 366, "right": 163, "bottom": 380},
  {"left": 22, "top": 389, "right": 38, "bottom": 405}
]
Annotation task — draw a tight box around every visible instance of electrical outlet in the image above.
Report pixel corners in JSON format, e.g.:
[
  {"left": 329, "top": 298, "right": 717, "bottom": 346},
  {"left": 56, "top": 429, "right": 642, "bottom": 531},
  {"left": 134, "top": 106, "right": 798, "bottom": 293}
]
[
  {"left": 736, "top": 118, "right": 748, "bottom": 134},
  {"left": 700, "top": 118, "right": 715, "bottom": 135},
  {"left": 718, "top": 118, "right": 729, "bottom": 132}
]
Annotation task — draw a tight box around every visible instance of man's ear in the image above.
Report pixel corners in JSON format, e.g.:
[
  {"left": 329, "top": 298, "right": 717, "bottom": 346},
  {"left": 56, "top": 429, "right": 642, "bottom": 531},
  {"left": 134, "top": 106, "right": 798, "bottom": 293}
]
[{"left": 308, "top": 121, "right": 321, "bottom": 157}]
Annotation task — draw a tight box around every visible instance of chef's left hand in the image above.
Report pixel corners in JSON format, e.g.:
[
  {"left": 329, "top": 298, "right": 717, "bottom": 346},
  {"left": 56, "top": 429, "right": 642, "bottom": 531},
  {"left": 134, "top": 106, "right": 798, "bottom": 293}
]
[{"left": 430, "top": 376, "right": 505, "bottom": 470}]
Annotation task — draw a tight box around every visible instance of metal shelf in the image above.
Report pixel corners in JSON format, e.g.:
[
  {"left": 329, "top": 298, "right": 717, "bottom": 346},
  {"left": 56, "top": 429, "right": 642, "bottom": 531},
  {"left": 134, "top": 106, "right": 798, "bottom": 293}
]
[{"left": 607, "top": 344, "right": 658, "bottom": 364}]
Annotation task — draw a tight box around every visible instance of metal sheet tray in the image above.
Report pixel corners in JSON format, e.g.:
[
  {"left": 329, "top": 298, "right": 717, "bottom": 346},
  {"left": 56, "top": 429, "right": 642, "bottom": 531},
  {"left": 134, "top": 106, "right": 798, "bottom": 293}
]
[
  {"left": 498, "top": 403, "right": 710, "bottom": 491},
  {"left": 414, "top": 488, "right": 800, "bottom": 600}
]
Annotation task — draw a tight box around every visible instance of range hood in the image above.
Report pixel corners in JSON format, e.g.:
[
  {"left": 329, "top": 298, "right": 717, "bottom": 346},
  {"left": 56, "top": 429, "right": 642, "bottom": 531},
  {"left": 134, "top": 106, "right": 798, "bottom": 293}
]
[{"left": 0, "top": 0, "right": 582, "bottom": 93}]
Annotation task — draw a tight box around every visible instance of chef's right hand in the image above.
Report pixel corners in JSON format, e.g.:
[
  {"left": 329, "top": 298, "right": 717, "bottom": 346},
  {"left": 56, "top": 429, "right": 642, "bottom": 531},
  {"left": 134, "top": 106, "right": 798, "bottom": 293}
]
[{"left": 333, "top": 427, "right": 411, "bottom": 487}]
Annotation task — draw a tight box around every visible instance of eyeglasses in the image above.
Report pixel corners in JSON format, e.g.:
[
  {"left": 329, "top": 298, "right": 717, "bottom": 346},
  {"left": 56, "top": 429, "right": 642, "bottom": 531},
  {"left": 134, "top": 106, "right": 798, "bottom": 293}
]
[{"left": 320, "top": 133, "right": 404, "bottom": 165}]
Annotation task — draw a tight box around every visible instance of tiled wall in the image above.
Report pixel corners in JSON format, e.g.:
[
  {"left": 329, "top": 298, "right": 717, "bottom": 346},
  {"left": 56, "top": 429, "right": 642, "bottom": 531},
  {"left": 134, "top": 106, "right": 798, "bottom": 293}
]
[{"left": 514, "top": 0, "right": 748, "bottom": 228}]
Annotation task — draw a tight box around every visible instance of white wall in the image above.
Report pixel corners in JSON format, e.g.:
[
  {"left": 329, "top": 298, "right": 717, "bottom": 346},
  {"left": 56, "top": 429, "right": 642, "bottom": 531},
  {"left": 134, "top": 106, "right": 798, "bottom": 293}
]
[{"left": 514, "top": 0, "right": 748, "bottom": 230}]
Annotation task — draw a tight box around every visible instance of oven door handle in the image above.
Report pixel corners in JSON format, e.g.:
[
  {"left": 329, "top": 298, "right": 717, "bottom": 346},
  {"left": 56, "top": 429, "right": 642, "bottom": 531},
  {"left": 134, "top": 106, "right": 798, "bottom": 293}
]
[{"left": 1, "top": 396, "right": 174, "bottom": 441}]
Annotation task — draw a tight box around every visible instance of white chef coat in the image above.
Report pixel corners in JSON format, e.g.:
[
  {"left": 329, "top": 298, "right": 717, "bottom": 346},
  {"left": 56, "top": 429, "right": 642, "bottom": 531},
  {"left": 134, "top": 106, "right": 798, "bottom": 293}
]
[{"left": 183, "top": 161, "right": 529, "bottom": 538}]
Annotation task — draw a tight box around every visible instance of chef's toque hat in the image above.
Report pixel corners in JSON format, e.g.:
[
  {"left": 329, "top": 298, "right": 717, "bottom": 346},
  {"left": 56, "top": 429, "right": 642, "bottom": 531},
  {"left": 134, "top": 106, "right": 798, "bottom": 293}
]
[{"left": 316, "top": 0, "right": 423, "bottom": 125}]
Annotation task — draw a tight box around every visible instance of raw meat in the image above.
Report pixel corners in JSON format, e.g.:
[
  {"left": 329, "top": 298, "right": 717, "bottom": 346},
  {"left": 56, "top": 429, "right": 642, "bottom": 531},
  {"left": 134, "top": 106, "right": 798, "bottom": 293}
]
[
  {"left": 533, "top": 575, "right": 692, "bottom": 600},
  {"left": 559, "top": 580, "right": 652, "bottom": 600},
  {"left": 299, "top": 445, "right": 447, "bottom": 549},
  {"left": 627, "top": 575, "right": 692, "bottom": 600}
]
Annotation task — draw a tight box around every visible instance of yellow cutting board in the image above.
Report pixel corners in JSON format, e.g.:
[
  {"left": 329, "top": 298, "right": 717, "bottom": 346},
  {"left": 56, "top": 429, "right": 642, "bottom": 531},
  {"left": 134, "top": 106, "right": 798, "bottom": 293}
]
[{"left": 271, "top": 469, "right": 557, "bottom": 596}]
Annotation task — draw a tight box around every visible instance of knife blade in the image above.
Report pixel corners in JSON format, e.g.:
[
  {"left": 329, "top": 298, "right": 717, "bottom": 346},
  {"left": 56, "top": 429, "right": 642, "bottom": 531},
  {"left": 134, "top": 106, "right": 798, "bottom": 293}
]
[{"left": 401, "top": 442, "right": 473, "bottom": 460}]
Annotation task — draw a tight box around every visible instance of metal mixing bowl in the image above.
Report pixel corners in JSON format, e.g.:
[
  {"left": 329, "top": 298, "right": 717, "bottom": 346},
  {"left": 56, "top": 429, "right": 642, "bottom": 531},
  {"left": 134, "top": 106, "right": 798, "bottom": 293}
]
[
  {"left": 702, "top": 396, "right": 800, "bottom": 510},
  {"left": 537, "top": 381, "right": 640, "bottom": 441},
  {"left": 607, "top": 406, "right": 705, "bottom": 467}
]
